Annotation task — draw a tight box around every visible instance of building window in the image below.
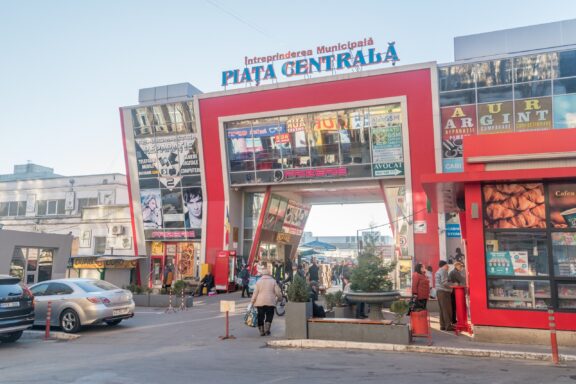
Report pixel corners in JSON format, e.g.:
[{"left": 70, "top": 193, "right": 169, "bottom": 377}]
[
  {"left": 77, "top": 197, "right": 99, "bottom": 212},
  {"left": 0, "top": 201, "right": 27, "bottom": 217},
  {"left": 9, "top": 247, "right": 54, "bottom": 284},
  {"left": 94, "top": 237, "right": 107, "bottom": 255},
  {"left": 37, "top": 199, "right": 66, "bottom": 216}
]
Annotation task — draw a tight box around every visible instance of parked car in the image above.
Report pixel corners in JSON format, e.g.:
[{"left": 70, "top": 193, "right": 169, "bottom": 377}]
[
  {"left": 29, "top": 278, "right": 135, "bottom": 333},
  {"left": 0, "top": 275, "right": 34, "bottom": 343}
]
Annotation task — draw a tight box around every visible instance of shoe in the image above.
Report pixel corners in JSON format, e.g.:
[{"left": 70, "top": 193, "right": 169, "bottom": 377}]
[
  {"left": 258, "top": 325, "right": 265, "bottom": 336},
  {"left": 264, "top": 322, "right": 271, "bottom": 336}
]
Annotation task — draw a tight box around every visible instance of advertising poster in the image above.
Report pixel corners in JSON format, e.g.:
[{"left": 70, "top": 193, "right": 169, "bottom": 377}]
[
  {"left": 180, "top": 138, "right": 201, "bottom": 178},
  {"left": 367, "top": 103, "right": 403, "bottom": 128},
  {"left": 510, "top": 251, "right": 530, "bottom": 276},
  {"left": 160, "top": 189, "right": 184, "bottom": 228},
  {"left": 263, "top": 197, "right": 281, "bottom": 230},
  {"left": 313, "top": 112, "right": 338, "bottom": 131},
  {"left": 441, "top": 105, "right": 476, "bottom": 173},
  {"left": 281, "top": 201, "right": 311, "bottom": 236},
  {"left": 548, "top": 182, "right": 576, "bottom": 229},
  {"left": 483, "top": 183, "right": 546, "bottom": 229},
  {"left": 140, "top": 189, "right": 163, "bottom": 229},
  {"left": 477, "top": 101, "right": 514, "bottom": 134},
  {"left": 514, "top": 97, "right": 552, "bottom": 131},
  {"left": 183, "top": 187, "right": 203, "bottom": 229},
  {"left": 371, "top": 125, "right": 404, "bottom": 177},
  {"left": 486, "top": 251, "right": 514, "bottom": 276},
  {"left": 178, "top": 243, "right": 195, "bottom": 277},
  {"left": 553, "top": 94, "right": 576, "bottom": 129}
]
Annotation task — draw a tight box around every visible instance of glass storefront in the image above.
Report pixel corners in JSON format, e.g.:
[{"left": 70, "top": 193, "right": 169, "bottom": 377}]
[
  {"left": 224, "top": 103, "right": 405, "bottom": 186},
  {"left": 439, "top": 49, "right": 576, "bottom": 172},
  {"left": 483, "top": 182, "right": 576, "bottom": 311},
  {"left": 10, "top": 247, "right": 54, "bottom": 284}
]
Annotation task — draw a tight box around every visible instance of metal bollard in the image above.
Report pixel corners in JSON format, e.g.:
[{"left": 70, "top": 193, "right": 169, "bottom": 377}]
[
  {"left": 44, "top": 301, "right": 52, "bottom": 340},
  {"left": 548, "top": 307, "right": 559, "bottom": 365},
  {"left": 179, "top": 288, "right": 187, "bottom": 311},
  {"left": 165, "top": 288, "right": 176, "bottom": 313}
]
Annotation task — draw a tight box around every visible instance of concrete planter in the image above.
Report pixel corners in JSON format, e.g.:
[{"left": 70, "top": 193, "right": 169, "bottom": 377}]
[
  {"left": 308, "top": 321, "right": 411, "bottom": 344},
  {"left": 133, "top": 294, "right": 150, "bottom": 307},
  {"left": 333, "top": 306, "right": 354, "bottom": 318},
  {"left": 136, "top": 294, "right": 193, "bottom": 308},
  {"left": 285, "top": 301, "right": 312, "bottom": 339},
  {"left": 345, "top": 291, "right": 401, "bottom": 320}
]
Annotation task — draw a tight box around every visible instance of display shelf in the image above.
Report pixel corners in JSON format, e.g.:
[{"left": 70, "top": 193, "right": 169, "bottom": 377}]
[
  {"left": 558, "top": 295, "right": 576, "bottom": 300},
  {"left": 534, "top": 294, "right": 551, "bottom": 298},
  {"left": 489, "top": 296, "right": 531, "bottom": 302}
]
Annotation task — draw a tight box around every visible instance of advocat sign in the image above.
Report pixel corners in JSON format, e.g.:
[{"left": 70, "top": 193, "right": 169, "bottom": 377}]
[{"left": 221, "top": 38, "right": 399, "bottom": 86}]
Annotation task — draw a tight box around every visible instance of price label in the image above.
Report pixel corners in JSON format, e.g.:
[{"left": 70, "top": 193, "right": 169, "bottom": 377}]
[{"left": 220, "top": 300, "right": 236, "bottom": 313}]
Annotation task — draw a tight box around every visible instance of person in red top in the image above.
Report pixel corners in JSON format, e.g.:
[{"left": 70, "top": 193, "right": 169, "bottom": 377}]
[{"left": 411, "top": 263, "right": 430, "bottom": 310}]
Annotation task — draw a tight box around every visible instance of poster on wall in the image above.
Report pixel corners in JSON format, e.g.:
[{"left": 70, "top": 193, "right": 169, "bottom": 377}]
[
  {"left": 478, "top": 101, "right": 514, "bottom": 134},
  {"left": 183, "top": 187, "right": 203, "bottom": 229},
  {"left": 178, "top": 243, "right": 195, "bottom": 277},
  {"left": 553, "top": 94, "right": 576, "bottom": 129},
  {"left": 371, "top": 125, "right": 404, "bottom": 177},
  {"left": 483, "top": 183, "right": 546, "bottom": 229},
  {"left": 514, "top": 97, "right": 552, "bottom": 131},
  {"left": 281, "top": 201, "right": 311, "bottom": 236},
  {"left": 140, "top": 189, "right": 163, "bottom": 229},
  {"left": 548, "top": 183, "right": 576, "bottom": 229},
  {"left": 441, "top": 105, "right": 477, "bottom": 173},
  {"left": 486, "top": 251, "right": 530, "bottom": 276}
]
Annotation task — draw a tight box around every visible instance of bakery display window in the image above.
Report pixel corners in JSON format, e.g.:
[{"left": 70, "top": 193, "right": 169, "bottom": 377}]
[
  {"left": 552, "top": 233, "right": 576, "bottom": 277},
  {"left": 488, "top": 279, "right": 551, "bottom": 310},
  {"left": 485, "top": 232, "right": 549, "bottom": 276},
  {"left": 557, "top": 283, "right": 576, "bottom": 309}
]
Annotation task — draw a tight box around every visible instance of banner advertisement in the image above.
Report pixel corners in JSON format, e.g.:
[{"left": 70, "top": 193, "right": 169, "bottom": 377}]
[
  {"left": 281, "top": 201, "right": 311, "bottom": 236},
  {"left": 478, "top": 101, "right": 514, "bottom": 134},
  {"left": 548, "top": 182, "right": 576, "bottom": 229},
  {"left": 141, "top": 190, "right": 163, "bottom": 229},
  {"left": 514, "top": 97, "right": 552, "bottom": 131},
  {"left": 227, "top": 123, "right": 286, "bottom": 138},
  {"left": 441, "top": 105, "right": 476, "bottom": 172},
  {"left": 371, "top": 125, "right": 404, "bottom": 177},
  {"left": 177, "top": 242, "right": 195, "bottom": 277},
  {"left": 553, "top": 94, "right": 576, "bottom": 129},
  {"left": 483, "top": 183, "right": 546, "bottom": 229},
  {"left": 486, "top": 251, "right": 529, "bottom": 276}
]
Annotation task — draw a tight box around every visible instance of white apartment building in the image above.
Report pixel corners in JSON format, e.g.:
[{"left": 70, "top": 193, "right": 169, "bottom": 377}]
[{"left": 0, "top": 163, "right": 137, "bottom": 288}]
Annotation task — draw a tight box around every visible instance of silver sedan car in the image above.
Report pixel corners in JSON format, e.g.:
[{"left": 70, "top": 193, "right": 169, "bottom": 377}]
[{"left": 29, "top": 278, "right": 135, "bottom": 333}]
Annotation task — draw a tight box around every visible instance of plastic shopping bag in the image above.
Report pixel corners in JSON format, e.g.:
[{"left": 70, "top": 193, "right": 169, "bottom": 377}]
[{"left": 244, "top": 304, "right": 257, "bottom": 328}]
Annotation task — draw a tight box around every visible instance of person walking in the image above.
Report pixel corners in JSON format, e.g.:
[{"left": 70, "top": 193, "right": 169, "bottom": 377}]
[
  {"left": 435, "top": 260, "right": 454, "bottom": 331},
  {"left": 448, "top": 261, "right": 466, "bottom": 324},
  {"left": 307, "top": 258, "right": 320, "bottom": 283},
  {"left": 411, "top": 263, "right": 430, "bottom": 310},
  {"left": 239, "top": 265, "right": 251, "bottom": 298},
  {"left": 250, "top": 266, "right": 282, "bottom": 336}
]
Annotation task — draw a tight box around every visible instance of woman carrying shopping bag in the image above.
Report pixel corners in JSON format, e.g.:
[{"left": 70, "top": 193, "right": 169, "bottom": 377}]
[{"left": 251, "top": 265, "right": 282, "bottom": 336}]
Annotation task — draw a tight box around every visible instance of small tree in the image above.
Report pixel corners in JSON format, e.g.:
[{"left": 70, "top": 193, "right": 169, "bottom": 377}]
[
  {"left": 287, "top": 275, "right": 310, "bottom": 302},
  {"left": 390, "top": 300, "right": 409, "bottom": 324},
  {"left": 350, "top": 228, "right": 395, "bottom": 292}
]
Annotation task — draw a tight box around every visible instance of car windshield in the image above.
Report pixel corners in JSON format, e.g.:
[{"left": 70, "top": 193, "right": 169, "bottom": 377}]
[
  {"left": 75, "top": 280, "right": 119, "bottom": 293},
  {"left": 0, "top": 283, "right": 22, "bottom": 297}
]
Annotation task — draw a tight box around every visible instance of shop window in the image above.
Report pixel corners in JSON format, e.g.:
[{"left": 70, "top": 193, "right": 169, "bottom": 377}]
[
  {"left": 557, "top": 283, "right": 576, "bottom": 309},
  {"left": 513, "top": 81, "right": 552, "bottom": 99},
  {"left": 552, "top": 233, "right": 576, "bottom": 277},
  {"left": 513, "top": 53, "right": 558, "bottom": 83},
  {"left": 557, "top": 50, "right": 576, "bottom": 78},
  {"left": 477, "top": 85, "right": 513, "bottom": 103},
  {"left": 439, "top": 90, "right": 476, "bottom": 107},
  {"left": 553, "top": 78, "right": 576, "bottom": 95},
  {"left": 485, "top": 232, "right": 549, "bottom": 277},
  {"left": 487, "top": 279, "right": 550, "bottom": 310},
  {"left": 474, "top": 59, "right": 513, "bottom": 87},
  {"left": 9, "top": 247, "right": 54, "bottom": 284}
]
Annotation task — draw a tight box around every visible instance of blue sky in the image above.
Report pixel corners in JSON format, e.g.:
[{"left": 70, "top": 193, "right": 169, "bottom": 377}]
[{"left": 0, "top": 1, "right": 573, "bottom": 235}]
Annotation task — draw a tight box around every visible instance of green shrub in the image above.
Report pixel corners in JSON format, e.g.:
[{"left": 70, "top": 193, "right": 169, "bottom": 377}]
[
  {"left": 390, "top": 300, "right": 409, "bottom": 324},
  {"left": 350, "top": 230, "right": 395, "bottom": 292},
  {"left": 287, "top": 275, "right": 309, "bottom": 302},
  {"left": 324, "top": 292, "right": 336, "bottom": 310},
  {"left": 172, "top": 280, "right": 187, "bottom": 295}
]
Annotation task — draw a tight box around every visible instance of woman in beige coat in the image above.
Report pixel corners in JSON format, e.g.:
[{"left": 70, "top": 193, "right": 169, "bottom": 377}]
[{"left": 251, "top": 266, "right": 282, "bottom": 336}]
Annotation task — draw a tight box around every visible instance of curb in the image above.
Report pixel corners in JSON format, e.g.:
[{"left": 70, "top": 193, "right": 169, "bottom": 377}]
[
  {"left": 267, "top": 339, "right": 576, "bottom": 362},
  {"left": 23, "top": 330, "right": 81, "bottom": 341}
]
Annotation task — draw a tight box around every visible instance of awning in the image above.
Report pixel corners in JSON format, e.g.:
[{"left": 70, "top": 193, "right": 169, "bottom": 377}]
[{"left": 301, "top": 240, "right": 336, "bottom": 251}]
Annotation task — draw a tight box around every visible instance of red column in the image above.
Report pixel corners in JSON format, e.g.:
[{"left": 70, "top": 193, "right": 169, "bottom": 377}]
[{"left": 454, "top": 286, "right": 473, "bottom": 334}]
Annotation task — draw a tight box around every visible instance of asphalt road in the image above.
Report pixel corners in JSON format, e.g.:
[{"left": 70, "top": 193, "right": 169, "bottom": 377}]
[{"left": 1, "top": 295, "right": 575, "bottom": 384}]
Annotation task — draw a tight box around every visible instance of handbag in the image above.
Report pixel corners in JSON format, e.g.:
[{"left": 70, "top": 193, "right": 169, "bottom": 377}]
[{"left": 244, "top": 304, "right": 258, "bottom": 328}]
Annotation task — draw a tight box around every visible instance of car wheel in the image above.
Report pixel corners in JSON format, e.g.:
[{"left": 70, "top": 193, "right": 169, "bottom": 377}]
[
  {"left": 0, "top": 331, "right": 23, "bottom": 343},
  {"left": 105, "top": 319, "right": 122, "bottom": 326},
  {"left": 60, "top": 309, "right": 81, "bottom": 333}
]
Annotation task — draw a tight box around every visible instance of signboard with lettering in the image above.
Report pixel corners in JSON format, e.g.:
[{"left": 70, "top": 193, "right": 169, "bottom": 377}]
[
  {"left": 441, "top": 105, "right": 477, "bottom": 173},
  {"left": 221, "top": 38, "right": 399, "bottom": 87},
  {"left": 514, "top": 97, "right": 552, "bottom": 131},
  {"left": 478, "top": 101, "right": 514, "bottom": 134}
]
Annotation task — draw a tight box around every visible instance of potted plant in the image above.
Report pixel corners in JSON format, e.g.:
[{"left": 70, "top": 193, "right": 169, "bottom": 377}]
[
  {"left": 125, "top": 284, "right": 152, "bottom": 307},
  {"left": 331, "top": 290, "right": 353, "bottom": 318},
  {"left": 346, "top": 230, "right": 400, "bottom": 320},
  {"left": 285, "top": 274, "right": 312, "bottom": 339}
]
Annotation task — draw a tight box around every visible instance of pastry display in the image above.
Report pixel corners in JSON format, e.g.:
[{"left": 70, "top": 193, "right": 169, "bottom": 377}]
[{"left": 483, "top": 183, "right": 546, "bottom": 229}]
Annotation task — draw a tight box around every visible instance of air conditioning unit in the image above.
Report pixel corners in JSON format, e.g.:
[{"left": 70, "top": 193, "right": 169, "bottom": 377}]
[{"left": 111, "top": 225, "right": 125, "bottom": 235}]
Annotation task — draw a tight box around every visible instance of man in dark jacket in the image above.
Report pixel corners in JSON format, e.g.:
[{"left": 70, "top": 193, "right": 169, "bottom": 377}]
[
  {"left": 196, "top": 271, "right": 215, "bottom": 296},
  {"left": 239, "top": 265, "right": 251, "bottom": 298},
  {"left": 435, "top": 260, "right": 454, "bottom": 331}
]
